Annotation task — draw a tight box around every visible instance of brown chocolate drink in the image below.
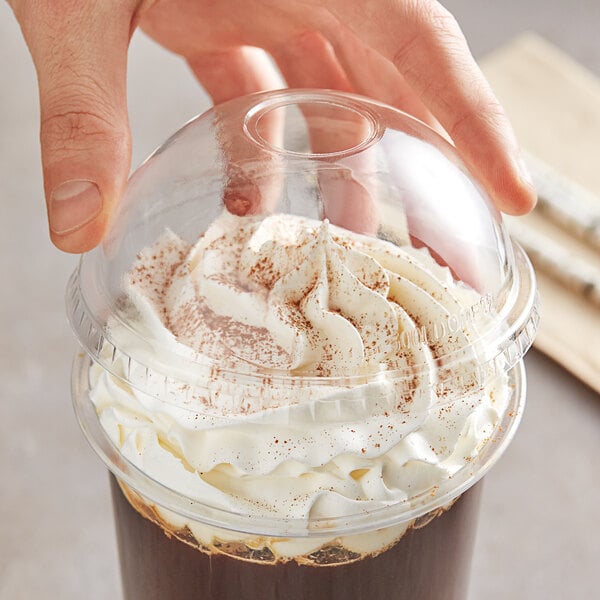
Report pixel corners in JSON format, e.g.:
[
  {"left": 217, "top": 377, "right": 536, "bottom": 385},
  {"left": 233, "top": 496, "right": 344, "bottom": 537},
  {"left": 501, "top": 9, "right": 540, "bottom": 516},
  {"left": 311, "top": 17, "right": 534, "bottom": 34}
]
[{"left": 110, "top": 475, "right": 482, "bottom": 600}]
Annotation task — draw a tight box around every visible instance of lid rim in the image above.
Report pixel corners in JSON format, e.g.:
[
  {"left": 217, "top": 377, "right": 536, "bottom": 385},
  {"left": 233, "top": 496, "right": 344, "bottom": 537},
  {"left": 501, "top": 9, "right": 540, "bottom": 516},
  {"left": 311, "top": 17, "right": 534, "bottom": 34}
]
[{"left": 66, "top": 237, "right": 540, "bottom": 408}]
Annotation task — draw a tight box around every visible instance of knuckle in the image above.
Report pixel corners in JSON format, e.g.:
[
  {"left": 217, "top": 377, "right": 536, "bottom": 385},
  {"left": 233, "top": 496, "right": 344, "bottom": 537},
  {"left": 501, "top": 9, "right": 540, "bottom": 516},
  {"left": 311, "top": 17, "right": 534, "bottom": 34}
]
[
  {"left": 12, "top": 1, "right": 81, "bottom": 37},
  {"left": 41, "top": 83, "right": 123, "bottom": 154},
  {"left": 410, "top": 1, "right": 462, "bottom": 38},
  {"left": 426, "top": 3, "right": 462, "bottom": 36},
  {"left": 42, "top": 109, "right": 118, "bottom": 155},
  {"left": 393, "top": 1, "right": 466, "bottom": 70}
]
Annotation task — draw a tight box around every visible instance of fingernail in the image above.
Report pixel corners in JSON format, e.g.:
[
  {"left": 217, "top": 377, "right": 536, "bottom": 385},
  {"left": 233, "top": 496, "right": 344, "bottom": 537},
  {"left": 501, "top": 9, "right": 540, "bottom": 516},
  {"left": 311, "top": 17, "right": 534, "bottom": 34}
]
[{"left": 50, "top": 180, "right": 102, "bottom": 234}]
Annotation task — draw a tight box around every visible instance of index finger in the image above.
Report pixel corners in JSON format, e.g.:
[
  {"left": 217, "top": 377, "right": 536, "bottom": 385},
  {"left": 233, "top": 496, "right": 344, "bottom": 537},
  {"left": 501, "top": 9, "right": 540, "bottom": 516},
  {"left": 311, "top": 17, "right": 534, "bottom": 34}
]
[{"left": 324, "top": 0, "right": 536, "bottom": 215}]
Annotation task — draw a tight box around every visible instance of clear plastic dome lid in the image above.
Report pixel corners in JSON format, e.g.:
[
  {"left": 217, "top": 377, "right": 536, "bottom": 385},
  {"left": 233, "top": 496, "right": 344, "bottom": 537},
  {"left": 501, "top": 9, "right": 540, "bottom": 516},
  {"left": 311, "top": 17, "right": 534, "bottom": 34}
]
[{"left": 67, "top": 89, "right": 539, "bottom": 408}]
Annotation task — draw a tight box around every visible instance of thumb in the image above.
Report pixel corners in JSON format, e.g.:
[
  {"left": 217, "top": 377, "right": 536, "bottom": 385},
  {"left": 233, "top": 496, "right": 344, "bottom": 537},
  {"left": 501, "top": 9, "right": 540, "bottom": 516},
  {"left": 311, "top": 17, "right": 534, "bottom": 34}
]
[{"left": 17, "top": 1, "right": 134, "bottom": 252}]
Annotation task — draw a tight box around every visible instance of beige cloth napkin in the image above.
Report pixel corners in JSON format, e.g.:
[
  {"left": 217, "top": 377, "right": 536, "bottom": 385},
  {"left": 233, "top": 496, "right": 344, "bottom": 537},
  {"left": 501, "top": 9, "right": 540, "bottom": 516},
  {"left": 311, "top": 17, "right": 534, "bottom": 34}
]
[{"left": 480, "top": 32, "right": 600, "bottom": 393}]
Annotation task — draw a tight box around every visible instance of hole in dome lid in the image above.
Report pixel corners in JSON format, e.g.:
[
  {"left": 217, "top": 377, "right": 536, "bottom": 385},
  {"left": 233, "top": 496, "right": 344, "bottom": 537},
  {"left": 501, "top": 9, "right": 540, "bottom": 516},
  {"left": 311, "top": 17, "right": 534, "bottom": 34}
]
[{"left": 245, "top": 95, "right": 380, "bottom": 158}]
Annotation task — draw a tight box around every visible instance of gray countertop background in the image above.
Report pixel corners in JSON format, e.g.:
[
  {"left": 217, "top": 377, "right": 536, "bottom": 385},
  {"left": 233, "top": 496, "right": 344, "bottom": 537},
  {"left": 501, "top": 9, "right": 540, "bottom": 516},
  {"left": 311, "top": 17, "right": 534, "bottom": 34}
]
[{"left": 1, "top": 1, "right": 598, "bottom": 598}]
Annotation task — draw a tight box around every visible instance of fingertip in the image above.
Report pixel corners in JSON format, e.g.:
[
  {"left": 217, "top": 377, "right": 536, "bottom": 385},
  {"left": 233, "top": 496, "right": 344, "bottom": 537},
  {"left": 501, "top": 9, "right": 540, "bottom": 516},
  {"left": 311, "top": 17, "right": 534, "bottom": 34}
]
[
  {"left": 42, "top": 136, "right": 130, "bottom": 254},
  {"left": 495, "top": 179, "right": 538, "bottom": 216},
  {"left": 450, "top": 111, "right": 537, "bottom": 216},
  {"left": 46, "top": 175, "right": 126, "bottom": 253},
  {"left": 510, "top": 155, "right": 538, "bottom": 215},
  {"left": 49, "top": 212, "right": 109, "bottom": 254},
  {"left": 48, "top": 179, "right": 102, "bottom": 233},
  {"left": 485, "top": 153, "right": 537, "bottom": 216}
]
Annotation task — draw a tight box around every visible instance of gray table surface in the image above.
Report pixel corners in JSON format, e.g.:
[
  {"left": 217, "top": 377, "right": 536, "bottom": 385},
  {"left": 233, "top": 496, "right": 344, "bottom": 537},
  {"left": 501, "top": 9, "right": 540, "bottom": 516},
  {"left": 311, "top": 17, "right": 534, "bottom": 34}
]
[{"left": 1, "top": 1, "right": 598, "bottom": 599}]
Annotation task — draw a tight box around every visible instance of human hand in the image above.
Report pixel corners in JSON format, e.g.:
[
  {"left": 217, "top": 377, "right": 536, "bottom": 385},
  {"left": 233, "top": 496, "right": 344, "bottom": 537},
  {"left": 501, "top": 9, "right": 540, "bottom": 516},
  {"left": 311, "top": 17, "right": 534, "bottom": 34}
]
[{"left": 9, "top": 0, "right": 536, "bottom": 253}]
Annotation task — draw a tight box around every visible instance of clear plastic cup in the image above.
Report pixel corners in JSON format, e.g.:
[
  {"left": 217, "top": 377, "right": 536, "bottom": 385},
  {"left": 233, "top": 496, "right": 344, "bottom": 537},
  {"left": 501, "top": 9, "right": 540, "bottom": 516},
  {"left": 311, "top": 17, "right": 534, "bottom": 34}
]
[{"left": 67, "top": 90, "right": 539, "bottom": 600}]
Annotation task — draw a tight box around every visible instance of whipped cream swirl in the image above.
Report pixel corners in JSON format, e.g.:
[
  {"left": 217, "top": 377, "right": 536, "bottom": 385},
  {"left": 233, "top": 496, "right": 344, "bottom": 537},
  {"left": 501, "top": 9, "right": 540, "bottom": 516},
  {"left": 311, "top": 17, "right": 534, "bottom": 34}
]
[
  {"left": 89, "top": 212, "right": 509, "bottom": 554},
  {"left": 131, "top": 212, "right": 401, "bottom": 376}
]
